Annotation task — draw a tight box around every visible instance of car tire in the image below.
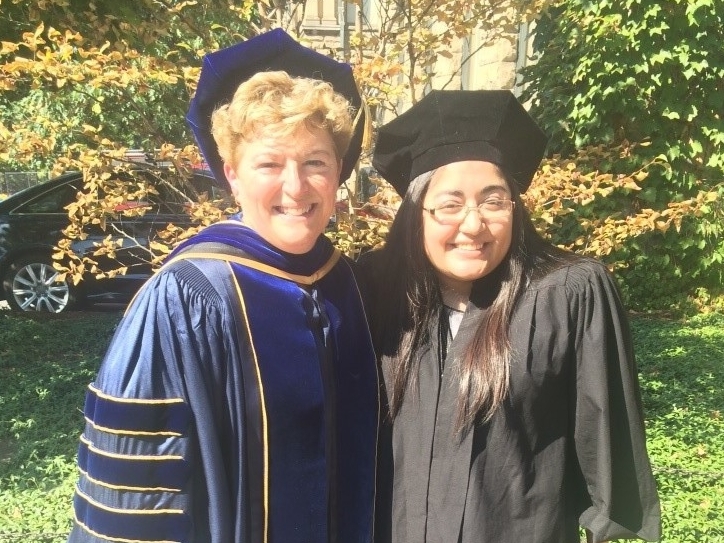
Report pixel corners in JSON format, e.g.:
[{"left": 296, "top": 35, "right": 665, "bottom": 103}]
[{"left": 1, "top": 255, "right": 79, "bottom": 313}]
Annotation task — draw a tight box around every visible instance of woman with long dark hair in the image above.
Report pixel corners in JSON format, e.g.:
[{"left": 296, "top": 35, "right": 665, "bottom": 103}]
[{"left": 360, "top": 90, "right": 661, "bottom": 543}]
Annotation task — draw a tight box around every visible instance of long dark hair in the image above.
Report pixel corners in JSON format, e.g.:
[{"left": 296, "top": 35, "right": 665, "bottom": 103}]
[{"left": 367, "top": 167, "right": 574, "bottom": 433}]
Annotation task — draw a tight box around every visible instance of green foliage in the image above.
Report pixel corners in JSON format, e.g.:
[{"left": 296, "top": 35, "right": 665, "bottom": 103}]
[
  {"left": 632, "top": 312, "right": 724, "bottom": 541},
  {"left": 0, "top": 311, "right": 121, "bottom": 540},
  {"left": 611, "top": 188, "right": 724, "bottom": 312},
  {"left": 521, "top": 0, "right": 724, "bottom": 310},
  {"left": 0, "top": 0, "right": 256, "bottom": 174},
  {"left": 4, "top": 0, "right": 722, "bottom": 312}
]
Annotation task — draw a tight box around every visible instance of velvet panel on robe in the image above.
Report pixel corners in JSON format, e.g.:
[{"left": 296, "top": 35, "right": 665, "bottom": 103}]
[
  {"left": 362, "top": 256, "right": 661, "bottom": 543},
  {"left": 67, "top": 220, "right": 379, "bottom": 543}
]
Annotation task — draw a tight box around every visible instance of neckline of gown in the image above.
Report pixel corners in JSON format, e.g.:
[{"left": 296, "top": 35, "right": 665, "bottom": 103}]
[{"left": 167, "top": 215, "right": 336, "bottom": 277}]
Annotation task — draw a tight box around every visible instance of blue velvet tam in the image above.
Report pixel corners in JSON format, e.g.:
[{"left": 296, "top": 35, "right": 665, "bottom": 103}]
[
  {"left": 187, "top": 28, "right": 365, "bottom": 188},
  {"left": 372, "top": 90, "right": 549, "bottom": 195}
]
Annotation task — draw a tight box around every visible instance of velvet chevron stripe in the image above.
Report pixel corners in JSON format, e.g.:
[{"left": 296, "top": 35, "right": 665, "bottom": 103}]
[
  {"left": 85, "top": 385, "right": 192, "bottom": 436},
  {"left": 77, "top": 436, "right": 189, "bottom": 492},
  {"left": 75, "top": 387, "right": 193, "bottom": 540},
  {"left": 73, "top": 489, "right": 191, "bottom": 543}
]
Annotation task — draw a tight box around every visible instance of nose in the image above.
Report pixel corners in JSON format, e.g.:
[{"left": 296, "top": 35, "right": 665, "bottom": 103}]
[
  {"left": 458, "top": 206, "right": 485, "bottom": 234},
  {"left": 281, "top": 162, "right": 307, "bottom": 196}
]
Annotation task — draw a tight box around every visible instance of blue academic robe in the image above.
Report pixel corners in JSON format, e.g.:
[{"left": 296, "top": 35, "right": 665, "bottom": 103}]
[{"left": 68, "top": 218, "right": 379, "bottom": 543}]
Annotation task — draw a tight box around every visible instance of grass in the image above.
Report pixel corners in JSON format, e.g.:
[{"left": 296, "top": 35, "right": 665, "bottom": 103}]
[
  {"left": 0, "top": 309, "right": 723, "bottom": 542},
  {"left": 0, "top": 310, "right": 121, "bottom": 541},
  {"left": 632, "top": 313, "right": 724, "bottom": 542}
]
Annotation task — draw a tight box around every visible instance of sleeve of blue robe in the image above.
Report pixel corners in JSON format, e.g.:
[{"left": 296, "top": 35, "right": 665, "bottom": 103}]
[{"left": 68, "top": 258, "right": 247, "bottom": 543}]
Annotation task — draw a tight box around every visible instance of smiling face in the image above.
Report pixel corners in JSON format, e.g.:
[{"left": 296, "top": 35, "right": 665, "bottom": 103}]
[
  {"left": 422, "top": 160, "right": 514, "bottom": 296},
  {"left": 224, "top": 125, "right": 341, "bottom": 254}
]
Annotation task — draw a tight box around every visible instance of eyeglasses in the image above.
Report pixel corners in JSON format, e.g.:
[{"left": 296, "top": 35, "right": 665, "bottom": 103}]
[{"left": 423, "top": 199, "right": 515, "bottom": 225}]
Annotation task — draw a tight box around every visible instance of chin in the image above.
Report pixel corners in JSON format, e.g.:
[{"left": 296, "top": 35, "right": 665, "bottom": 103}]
[{"left": 452, "top": 267, "right": 490, "bottom": 282}]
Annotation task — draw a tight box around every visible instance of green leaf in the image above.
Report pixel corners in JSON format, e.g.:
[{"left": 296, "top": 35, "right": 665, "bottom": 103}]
[{"left": 650, "top": 50, "right": 673, "bottom": 64}]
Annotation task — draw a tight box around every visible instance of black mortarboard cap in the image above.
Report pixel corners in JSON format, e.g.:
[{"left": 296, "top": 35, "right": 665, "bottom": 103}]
[
  {"left": 186, "top": 28, "right": 366, "bottom": 187},
  {"left": 372, "top": 90, "right": 548, "bottom": 195}
]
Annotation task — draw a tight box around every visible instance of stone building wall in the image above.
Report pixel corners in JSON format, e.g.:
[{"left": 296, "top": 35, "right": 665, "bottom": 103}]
[{"left": 299, "top": 0, "right": 528, "bottom": 93}]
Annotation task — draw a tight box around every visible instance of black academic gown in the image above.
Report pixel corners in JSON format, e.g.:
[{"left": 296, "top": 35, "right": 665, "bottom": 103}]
[
  {"left": 369, "top": 258, "right": 661, "bottom": 543},
  {"left": 67, "top": 219, "right": 379, "bottom": 543}
]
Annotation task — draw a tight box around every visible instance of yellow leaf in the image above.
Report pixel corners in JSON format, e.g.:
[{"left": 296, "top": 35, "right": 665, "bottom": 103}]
[
  {"left": 150, "top": 241, "right": 171, "bottom": 253},
  {"left": 1, "top": 41, "right": 19, "bottom": 54}
]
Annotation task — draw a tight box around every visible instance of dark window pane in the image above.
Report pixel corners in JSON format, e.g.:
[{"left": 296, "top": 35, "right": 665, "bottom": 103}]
[{"left": 16, "top": 182, "right": 80, "bottom": 213}]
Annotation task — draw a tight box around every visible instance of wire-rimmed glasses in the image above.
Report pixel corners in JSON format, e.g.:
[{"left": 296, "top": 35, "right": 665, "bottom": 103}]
[{"left": 423, "top": 199, "right": 515, "bottom": 225}]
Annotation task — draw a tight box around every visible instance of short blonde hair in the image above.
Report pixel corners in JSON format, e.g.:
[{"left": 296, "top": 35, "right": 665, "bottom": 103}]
[{"left": 211, "top": 70, "right": 354, "bottom": 167}]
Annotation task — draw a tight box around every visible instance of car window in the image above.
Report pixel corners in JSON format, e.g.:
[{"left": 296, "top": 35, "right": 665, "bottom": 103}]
[
  {"left": 14, "top": 181, "right": 81, "bottom": 213},
  {"left": 192, "top": 172, "right": 234, "bottom": 205},
  {"left": 143, "top": 175, "right": 194, "bottom": 215},
  {"left": 54, "top": 168, "right": 234, "bottom": 217},
  {"left": 135, "top": 171, "right": 233, "bottom": 215},
  {"left": 101, "top": 171, "right": 191, "bottom": 216}
]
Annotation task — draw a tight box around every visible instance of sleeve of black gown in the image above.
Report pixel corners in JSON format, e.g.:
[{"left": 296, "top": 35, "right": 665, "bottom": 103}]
[
  {"left": 67, "top": 259, "right": 242, "bottom": 543},
  {"left": 570, "top": 262, "right": 661, "bottom": 542},
  {"left": 353, "top": 249, "right": 385, "bottom": 316}
]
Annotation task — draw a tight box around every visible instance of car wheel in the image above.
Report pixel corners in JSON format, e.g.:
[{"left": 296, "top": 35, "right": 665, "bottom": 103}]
[{"left": 2, "top": 255, "right": 78, "bottom": 313}]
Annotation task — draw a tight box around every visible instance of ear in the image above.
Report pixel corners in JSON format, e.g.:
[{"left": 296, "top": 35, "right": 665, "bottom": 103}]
[{"left": 224, "top": 163, "right": 241, "bottom": 201}]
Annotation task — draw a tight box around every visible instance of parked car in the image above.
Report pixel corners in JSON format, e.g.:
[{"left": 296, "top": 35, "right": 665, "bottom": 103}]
[{"left": 0, "top": 166, "right": 230, "bottom": 313}]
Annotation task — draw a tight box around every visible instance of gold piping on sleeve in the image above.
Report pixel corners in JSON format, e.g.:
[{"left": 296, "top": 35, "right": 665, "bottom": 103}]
[
  {"left": 78, "top": 467, "right": 181, "bottom": 493},
  {"left": 85, "top": 418, "right": 182, "bottom": 437},
  {"left": 85, "top": 386, "right": 186, "bottom": 436},
  {"left": 75, "top": 486, "right": 184, "bottom": 515},
  {"left": 74, "top": 515, "right": 180, "bottom": 543},
  {"left": 88, "top": 384, "right": 185, "bottom": 404},
  {"left": 80, "top": 434, "right": 184, "bottom": 462}
]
